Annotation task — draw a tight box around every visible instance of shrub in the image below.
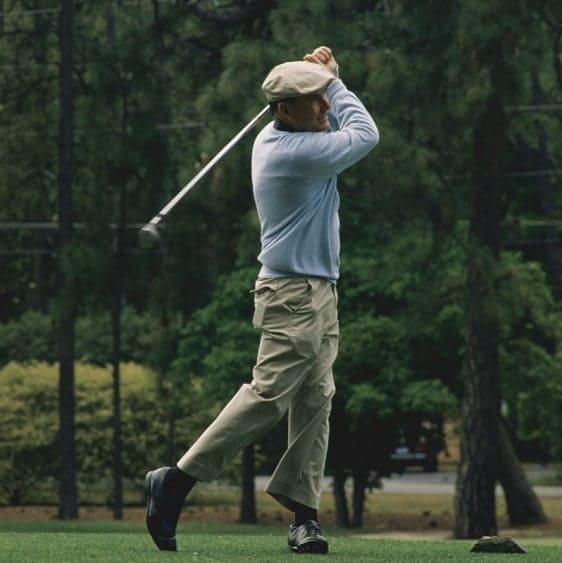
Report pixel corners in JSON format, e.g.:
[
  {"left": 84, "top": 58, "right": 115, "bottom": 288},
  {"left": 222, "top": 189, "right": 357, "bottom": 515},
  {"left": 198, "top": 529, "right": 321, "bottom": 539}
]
[{"left": 0, "top": 362, "right": 173, "bottom": 505}]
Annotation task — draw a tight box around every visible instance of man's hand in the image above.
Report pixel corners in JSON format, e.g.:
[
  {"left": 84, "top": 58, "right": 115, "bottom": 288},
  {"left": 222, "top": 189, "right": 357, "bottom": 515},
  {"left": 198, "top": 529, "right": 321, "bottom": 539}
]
[{"left": 303, "top": 46, "right": 338, "bottom": 76}]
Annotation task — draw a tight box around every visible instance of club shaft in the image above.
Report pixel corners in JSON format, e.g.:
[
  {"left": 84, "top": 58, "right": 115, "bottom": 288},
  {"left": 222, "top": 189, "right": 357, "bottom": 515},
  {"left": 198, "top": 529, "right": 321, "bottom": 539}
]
[{"left": 145, "top": 105, "right": 270, "bottom": 227}]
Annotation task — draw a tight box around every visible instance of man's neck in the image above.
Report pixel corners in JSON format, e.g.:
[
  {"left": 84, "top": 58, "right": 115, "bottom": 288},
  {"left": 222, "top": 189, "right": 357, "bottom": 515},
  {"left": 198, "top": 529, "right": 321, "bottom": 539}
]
[{"left": 274, "top": 118, "right": 295, "bottom": 132}]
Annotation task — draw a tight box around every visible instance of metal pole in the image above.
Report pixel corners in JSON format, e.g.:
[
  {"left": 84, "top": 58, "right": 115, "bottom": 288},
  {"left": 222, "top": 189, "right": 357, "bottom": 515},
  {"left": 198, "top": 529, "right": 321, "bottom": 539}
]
[{"left": 139, "top": 105, "right": 270, "bottom": 246}]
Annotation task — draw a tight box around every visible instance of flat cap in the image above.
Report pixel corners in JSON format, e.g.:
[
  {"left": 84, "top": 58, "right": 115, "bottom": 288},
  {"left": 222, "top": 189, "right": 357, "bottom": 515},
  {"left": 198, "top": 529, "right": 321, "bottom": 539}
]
[{"left": 262, "top": 61, "right": 335, "bottom": 102}]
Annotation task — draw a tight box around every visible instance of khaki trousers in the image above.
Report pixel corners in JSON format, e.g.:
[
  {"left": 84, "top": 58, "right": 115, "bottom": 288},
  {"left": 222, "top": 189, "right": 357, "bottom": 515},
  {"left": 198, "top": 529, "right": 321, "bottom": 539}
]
[{"left": 177, "top": 277, "right": 339, "bottom": 510}]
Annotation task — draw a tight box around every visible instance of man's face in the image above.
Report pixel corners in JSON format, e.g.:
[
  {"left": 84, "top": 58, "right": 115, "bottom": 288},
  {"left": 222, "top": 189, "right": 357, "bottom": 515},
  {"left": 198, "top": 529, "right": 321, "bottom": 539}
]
[{"left": 279, "top": 92, "right": 331, "bottom": 132}]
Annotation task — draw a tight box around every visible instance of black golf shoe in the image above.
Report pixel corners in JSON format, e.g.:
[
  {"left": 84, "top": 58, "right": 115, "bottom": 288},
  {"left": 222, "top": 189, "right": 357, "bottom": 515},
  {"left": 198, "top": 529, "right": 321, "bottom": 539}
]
[
  {"left": 145, "top": 467, "right": 185, "bottom": 551},
  {"left": 287, "top": 520, "right": 329, "bottom": 554}
]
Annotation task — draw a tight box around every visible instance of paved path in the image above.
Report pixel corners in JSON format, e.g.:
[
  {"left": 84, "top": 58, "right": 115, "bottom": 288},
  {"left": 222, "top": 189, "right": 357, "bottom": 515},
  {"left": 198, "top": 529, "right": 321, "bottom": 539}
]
[
  {"left": 377, "top": 470, "right": 562, "bottom": 497},
  {"left": 255, "top": 466, "right": 562, "bottom": 497}
]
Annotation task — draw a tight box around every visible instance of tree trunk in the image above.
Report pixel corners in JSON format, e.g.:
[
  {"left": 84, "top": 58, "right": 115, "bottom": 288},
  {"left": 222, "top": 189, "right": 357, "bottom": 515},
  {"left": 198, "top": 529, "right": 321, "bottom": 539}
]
[
  {"left": 239, "top": 445, "right": 257, "bottom": 523},
  {"left": 106, "top": 3, "right": 124, "bottom": 522},
  {"left": 498, "top": 418, "right": 547, "bottom": 526},
  {"left": 57, "top": 0, "right": 78, "bottom": 520},
  {"left": 332, "top": 465, "right": 350, "bottom": 528},
  {"left": 111, "top": 308, "right": 123, "bottom": 520},
  {"left": 455, "top": 51, "right": 507, "bottom": 538},
  {"left": 454, "top": 268, "right": 500, "bottom": 538},
  {"left": 110, "top": 181, "right": 126, "bottom": 520},
  {"left": 351, "top": 467, "right": 368, "bottom": 528}
]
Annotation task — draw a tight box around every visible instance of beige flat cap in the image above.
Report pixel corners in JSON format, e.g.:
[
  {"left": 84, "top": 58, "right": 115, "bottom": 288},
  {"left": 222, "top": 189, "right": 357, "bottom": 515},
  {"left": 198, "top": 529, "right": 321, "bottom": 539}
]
[{"left": 262, "top": 61, "right": 335, "bottom": 102}]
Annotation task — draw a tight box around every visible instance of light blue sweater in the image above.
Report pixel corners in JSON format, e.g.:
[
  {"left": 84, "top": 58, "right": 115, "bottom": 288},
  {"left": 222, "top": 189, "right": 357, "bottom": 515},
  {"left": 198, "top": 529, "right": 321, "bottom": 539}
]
[{"left": 251, "top": 79, "right": 379, "bottom": 283}]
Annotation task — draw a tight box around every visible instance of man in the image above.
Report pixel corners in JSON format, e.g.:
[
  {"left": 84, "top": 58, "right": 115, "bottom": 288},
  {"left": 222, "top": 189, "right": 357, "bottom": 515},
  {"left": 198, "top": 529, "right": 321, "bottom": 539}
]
[{"left": 145, "top": 46, "right": 379, "bottom": 554}]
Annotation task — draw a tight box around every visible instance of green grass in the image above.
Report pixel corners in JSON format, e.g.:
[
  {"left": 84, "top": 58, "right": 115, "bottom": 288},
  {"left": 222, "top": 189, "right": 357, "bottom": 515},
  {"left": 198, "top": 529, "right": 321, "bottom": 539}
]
[
  {"left": 2, "top": 488, "right": 562, "bottom": 561},
  {"left": 1, "top": 521, "right": 562, "bottom": 562}
]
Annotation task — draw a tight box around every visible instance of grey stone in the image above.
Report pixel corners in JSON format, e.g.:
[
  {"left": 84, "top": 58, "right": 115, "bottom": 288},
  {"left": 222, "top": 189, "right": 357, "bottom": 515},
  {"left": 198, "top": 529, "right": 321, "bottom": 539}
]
[{"left": 471, "top": 536, "right": 527, "bottom": 553}]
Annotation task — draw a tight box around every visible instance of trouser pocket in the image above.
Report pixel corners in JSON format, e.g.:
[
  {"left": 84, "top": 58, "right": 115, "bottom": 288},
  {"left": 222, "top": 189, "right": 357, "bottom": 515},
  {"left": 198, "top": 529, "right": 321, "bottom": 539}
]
[
  {"left": 251, "top": 280, "right": 277, "bottom": 328},
  {"left": 252, "top": 278, "right": 314, "bottom": 330}
]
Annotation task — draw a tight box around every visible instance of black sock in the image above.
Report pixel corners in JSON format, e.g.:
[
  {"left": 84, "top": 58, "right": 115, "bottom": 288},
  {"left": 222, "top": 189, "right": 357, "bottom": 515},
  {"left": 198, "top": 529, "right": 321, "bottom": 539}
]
[
  {"left": 293, "top": 503, "right": 318, "bottom": 526},
  {"left": 163, "top": 466, "right": 197, "bottom": 499}
]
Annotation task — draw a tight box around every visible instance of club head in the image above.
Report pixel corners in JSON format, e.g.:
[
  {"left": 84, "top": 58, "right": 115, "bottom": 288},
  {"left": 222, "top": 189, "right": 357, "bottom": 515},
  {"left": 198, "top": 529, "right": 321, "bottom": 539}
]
[{"left": 138, "top": 223, "right": 161, "bottom": 249}]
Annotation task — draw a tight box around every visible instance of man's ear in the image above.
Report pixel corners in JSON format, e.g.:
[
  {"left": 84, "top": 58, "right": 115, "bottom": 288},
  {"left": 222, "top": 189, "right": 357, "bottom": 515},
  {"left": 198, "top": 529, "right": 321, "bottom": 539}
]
[{"left": 277, "top": 101, "right": 293, "bottom": 124}]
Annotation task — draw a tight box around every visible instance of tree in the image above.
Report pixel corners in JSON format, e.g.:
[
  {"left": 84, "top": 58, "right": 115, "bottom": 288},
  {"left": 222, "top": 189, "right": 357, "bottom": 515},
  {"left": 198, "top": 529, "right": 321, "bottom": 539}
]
[
  {"left": 239, "top": 445, "right": 257, "bottom": 524},
  {"left": 0, "top": 5, "right": 59, "bottom": 319},
  {"left": 56, "top": 0, "right": 78, "bottom": 520},
  {"left": 360, "top": 0, "right": 556, "bottom": 536},
  {"left": 454, "top": 67, "right": 505, "bottom": 541},
  {"left": 452, "top": 1, "right": 546, "bottom": 538},
  {"left": 497, "top": 418, "right": 546, "bottom": 526}
]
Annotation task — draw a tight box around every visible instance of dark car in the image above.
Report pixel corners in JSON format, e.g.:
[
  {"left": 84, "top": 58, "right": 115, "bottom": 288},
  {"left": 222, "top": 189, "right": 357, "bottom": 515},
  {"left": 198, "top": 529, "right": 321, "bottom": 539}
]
[{"left": 389, "top": 435, "right": 439, "bottom": 473}]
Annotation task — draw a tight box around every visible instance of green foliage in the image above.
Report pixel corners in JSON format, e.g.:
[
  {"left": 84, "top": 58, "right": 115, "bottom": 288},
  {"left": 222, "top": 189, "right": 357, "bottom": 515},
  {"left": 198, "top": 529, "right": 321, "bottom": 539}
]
[
  {"left": 173, "top": 266, "right": 258, "bottom": 403},
  {"left": 345, "top": 383, "right": 393, "bottom": 431},
  {"left": 203, "top": 320, "right": 259, "bottom": 400},
  {"left": 0, "top": 363, "right": 58, "bottom": 504},
  {"left": 170, "top": 266, "right": 261, "bottom": 480},
  {"left": 1, "top": 0, "right": 561, "bottom": 499},
  {"left": 0, "top": 307, "right": 184, "bottom": 370},
  {"left": 337, "top": 314, "right": 411, "bottom": 386},
  {"left": 491, "top": 254, "right": 562, "bottom": 459},
  {"left": 170, "top": 0, "right": 562, "bottom": 476},
  {"left": 400, "top": 380, "right": 458, "bottom": 418},
  {"left": 502, "top": 341, "right": 562, "bottom": 458},
  {"left": 0, "top": 361, "right": 208, "bottom": 504},
  {"left": 0, "top": 311, "right": 57, "bottom": 365},
  {"left": 496, "top": 256, "right": 561, "bottom": 341}
]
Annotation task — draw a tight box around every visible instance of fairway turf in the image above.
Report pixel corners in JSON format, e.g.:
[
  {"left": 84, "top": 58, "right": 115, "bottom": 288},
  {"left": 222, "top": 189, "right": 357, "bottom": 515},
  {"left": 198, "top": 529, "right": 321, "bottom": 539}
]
[
  {"left": 1, "top": 522, "right": 562, "bottom": 562},
  {"left": 1, "top": 489, "right": 562, "bottom": 561}
]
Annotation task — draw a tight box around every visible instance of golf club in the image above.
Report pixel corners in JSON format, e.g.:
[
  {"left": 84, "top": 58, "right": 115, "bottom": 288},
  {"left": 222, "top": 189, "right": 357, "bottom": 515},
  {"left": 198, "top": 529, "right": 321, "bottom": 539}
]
[{"left": 139, "top": 105, "right": 271, "bottom": 248}]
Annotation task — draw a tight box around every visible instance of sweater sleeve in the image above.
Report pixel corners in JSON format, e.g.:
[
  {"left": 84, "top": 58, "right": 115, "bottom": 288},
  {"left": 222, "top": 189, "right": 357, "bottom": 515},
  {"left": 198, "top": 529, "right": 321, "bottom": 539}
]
[{"left": 282, "top": 79, "right": 379, "bottom": 177}]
